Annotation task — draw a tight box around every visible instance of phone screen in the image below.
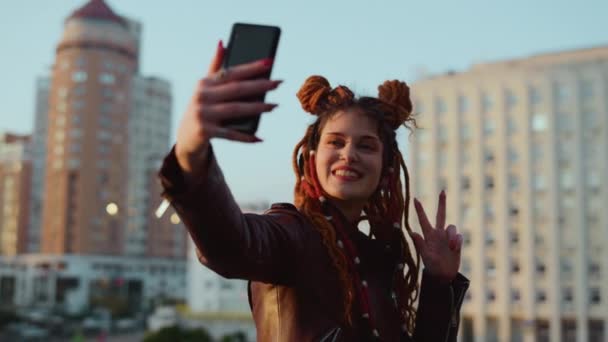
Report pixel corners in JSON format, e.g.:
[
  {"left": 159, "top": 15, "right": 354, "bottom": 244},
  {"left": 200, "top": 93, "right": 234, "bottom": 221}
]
[{"left": 221, "top": 23, "right": 280, "bottom": 135}]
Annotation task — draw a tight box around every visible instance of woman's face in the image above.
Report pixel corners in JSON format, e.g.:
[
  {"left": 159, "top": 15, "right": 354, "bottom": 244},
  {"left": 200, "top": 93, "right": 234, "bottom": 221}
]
[{"left": 315, "top": 108, "right": 384, "bottom": 209}]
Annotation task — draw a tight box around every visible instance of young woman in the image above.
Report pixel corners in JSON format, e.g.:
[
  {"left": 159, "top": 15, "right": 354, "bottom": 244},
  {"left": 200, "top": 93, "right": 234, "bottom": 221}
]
[{"left": 159, "top": 42, "right": 469, "bottom": 341}]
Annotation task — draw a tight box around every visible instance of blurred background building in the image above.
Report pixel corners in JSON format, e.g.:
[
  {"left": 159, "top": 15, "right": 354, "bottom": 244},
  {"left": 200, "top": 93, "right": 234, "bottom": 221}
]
[
  {"left": 0, "top": 0, "right": 188, "bottom": 324},
  {"left": 410, "top": 46, "right": 608, "bottom": 342},
  {"left": 0, "top": 133, "right": 32, "bottom": 256}
]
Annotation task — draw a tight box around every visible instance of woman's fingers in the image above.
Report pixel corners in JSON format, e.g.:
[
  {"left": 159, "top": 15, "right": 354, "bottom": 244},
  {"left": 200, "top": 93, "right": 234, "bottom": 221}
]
[
  {"left": 207, "top": 40, "right": 226, "bottom": 75},
  {"left": 446, "top": 224, "right": 458, "bottom": 250},
  {"left": 436, "top": 190, "right": 446, "bottom": 230},
  {"left": 206, "top": 57, "right": 273, "bottom": 86},
  {"left": 203, "top": 102, "right": 278, "bottom": 121},
  {"left": 200, "top": 79, "right": 282, "bottom": 103},
  {"left": 410, "top": 231, "right": 426, "bottom": 255},
  {"left": 414, "top": 198, "right": 433, "bottom": 238},
  {"left": 207, "top": 125, "right": 263, "bottom": 143}
]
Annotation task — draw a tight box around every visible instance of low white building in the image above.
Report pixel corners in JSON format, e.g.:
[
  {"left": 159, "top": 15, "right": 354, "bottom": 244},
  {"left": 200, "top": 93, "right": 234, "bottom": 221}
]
[
  {"left": 0, "top": 254, "right": 186, "bottom": 315},
  {"left": 184, "top": 204, "right": 270, "bottom": 340}
]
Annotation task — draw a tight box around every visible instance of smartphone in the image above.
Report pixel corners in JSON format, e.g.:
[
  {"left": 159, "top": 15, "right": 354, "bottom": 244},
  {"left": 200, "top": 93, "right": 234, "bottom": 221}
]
[{"left": 220, "top": 23, "right": 281, "bottom": 135}]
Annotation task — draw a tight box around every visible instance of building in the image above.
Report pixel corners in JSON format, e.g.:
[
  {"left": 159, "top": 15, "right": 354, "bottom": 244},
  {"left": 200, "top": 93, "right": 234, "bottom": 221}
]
[
  {"left": 28, "top": 77, "right": 50, "bottom": 253},
  {"left": 409, "top": 46, "right": 608, "bottom": 341},
  {"left": 0, "top": 133, "right": 32, "bottom": 256},
  {"left": 39, "top": 0, "right": 181, "bottom": 257},
  {"left": 128, "top": 76, "right": 175, "bottom": 257},
  {"left": 0, "top": 254, "right": 186, "bottom": 315}
]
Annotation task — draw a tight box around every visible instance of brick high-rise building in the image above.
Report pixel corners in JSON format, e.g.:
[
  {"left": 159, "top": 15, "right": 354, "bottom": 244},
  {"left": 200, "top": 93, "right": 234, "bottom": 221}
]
[
  {"left": 40, "top": 0, "right": 181, "bottom": 258},
  {"left": 0, "top": 133, "right": 32, "bottom": 256}
]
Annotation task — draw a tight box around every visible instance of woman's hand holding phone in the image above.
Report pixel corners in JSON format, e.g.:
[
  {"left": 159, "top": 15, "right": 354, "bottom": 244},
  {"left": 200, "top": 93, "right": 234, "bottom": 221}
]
[{"left": 175, "top": 41, "right": 281, "bottom": 180}]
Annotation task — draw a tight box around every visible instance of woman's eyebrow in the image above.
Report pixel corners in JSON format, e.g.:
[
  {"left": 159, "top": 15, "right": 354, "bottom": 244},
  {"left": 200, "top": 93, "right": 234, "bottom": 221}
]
[{"left": 324, "top": 132, "right": 380, "bottom": 141}]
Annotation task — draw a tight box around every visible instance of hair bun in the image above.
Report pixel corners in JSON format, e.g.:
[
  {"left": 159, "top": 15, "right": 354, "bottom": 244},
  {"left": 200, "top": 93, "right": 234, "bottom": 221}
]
[
  {"left": 297, "top": 75, "right": 354, "bottom": 115},
  {"left": 378, "top": 80, "right": 413, "bottom": 129}
]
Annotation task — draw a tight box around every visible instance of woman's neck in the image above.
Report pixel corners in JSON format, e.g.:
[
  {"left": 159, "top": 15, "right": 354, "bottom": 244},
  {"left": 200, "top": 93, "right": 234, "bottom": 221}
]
[{"left": 329, "top": 199, "right": 364, "bottom": 224}]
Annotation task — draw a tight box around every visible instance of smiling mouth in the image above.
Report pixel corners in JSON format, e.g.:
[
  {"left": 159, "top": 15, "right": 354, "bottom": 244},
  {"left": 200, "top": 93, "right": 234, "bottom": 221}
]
[{"left": 332, "top": 169, "right": 362, "bottom": 180}]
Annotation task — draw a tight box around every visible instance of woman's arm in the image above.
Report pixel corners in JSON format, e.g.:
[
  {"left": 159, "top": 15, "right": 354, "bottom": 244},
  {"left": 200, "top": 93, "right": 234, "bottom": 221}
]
[
  {"left": 160, "top": 145, "right": 308, "bottom": 285},
  {"left": 411, "top": 271, "right": 469, "bottom": 341}
]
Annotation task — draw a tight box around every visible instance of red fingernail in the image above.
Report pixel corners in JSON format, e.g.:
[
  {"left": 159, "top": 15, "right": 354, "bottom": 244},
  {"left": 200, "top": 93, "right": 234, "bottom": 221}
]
[
  {"left": 218, "top": 40, "right": 224, "bottom": 50},
  {"left": 252, "top": 137, "right": 263, "bottom": 142},
  {"left": 260, "top": 58, "right": 273, "bottom": 67}
]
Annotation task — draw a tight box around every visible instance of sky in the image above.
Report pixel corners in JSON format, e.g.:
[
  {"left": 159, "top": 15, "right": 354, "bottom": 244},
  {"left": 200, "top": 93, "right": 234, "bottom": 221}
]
[{"left": 1, "top": 0, "right": 606, "bottom": 205}]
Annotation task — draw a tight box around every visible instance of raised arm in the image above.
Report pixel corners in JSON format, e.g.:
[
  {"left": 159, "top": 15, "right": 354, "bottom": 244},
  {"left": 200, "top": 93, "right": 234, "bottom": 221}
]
[
  {"left": 159, "top": 41, "right": 295, "bottom": 283},
  {"left": 160, "top": 146, "right": 307, "bottom": 285}
]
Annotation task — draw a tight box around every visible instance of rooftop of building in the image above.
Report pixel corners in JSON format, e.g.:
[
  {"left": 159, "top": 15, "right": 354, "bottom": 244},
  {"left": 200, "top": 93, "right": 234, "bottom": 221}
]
[
  {"left": 66, "top": 0, "right": 127, "bottom": 27},
  {"left": 418, "top": 44, "right": 608, "bottom": 82}
]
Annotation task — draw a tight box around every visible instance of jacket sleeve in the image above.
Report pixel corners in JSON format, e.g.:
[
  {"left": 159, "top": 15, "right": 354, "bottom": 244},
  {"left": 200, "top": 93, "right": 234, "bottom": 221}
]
[
  {"left": 158, "top": 145, "right": 308, "bottom": 285},
  {"left": 411, "top": 270, "right": 470, "bottom": 342}
]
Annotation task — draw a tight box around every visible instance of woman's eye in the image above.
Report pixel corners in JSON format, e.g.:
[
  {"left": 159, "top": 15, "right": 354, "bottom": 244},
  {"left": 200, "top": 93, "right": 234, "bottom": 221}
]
[{"left": 328, "top": 140, "right": 343, "bottom": 146}]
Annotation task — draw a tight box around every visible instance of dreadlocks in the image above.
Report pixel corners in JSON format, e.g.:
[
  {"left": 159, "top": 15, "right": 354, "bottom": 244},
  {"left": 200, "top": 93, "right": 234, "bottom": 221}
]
[{"left": 291, "top": 75, "right": 421, "bottom": 333}]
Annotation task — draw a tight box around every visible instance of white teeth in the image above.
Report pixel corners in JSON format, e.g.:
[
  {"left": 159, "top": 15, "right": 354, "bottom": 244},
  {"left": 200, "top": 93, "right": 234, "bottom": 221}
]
[{"left": 334, "top": 170, "right": 358, "bottom": 178}]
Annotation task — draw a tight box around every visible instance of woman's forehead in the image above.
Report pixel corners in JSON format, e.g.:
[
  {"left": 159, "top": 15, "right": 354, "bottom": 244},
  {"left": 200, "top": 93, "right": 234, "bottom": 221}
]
[{"left": 321, "top": 109, "right": 379, "bottom": 137}]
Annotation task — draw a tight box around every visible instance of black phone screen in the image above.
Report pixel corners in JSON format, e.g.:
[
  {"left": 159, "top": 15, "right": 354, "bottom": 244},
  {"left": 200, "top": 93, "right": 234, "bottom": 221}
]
[{"left": 221, "top": 23, "right": 281, "bottom": 135}]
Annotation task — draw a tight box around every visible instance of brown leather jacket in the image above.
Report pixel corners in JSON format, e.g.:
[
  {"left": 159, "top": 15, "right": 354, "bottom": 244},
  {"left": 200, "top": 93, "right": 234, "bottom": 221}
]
[{"left": 159, "top": 146, "right": 469, "bottom": 341}]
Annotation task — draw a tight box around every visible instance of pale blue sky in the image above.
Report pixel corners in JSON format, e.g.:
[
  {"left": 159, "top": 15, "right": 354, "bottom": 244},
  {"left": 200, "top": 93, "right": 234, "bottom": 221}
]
[{"left": 1, "top": 0, "right": 606, "bottom": 204}]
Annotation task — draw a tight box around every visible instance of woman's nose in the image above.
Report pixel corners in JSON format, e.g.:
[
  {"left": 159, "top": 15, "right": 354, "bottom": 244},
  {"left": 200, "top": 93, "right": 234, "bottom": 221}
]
[{"left": 340, "top": 144, "right": 359, "bottom": 162}]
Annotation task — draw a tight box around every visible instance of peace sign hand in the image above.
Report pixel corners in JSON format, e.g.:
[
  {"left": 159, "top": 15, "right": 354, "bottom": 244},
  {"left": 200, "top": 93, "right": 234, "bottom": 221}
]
[{"left": 410, "top": 191, "right": 463, "bottom": 283}]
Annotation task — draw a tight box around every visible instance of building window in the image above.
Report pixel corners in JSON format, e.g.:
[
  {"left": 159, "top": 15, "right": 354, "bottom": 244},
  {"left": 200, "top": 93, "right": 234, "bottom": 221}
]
[
  {"left": 536, "top": 290, "right": 547, "bottom": 302},
  {"left": 511, "top": 260, "right": 520, "bottom": 273},
  {"left": 512, "top": 288, "right": 521, "bottom": 301},
  {"left": 53, "top": 145, "right": 64, "bottom": 156},
  {"left": 505, "top": 89, "right": 517, "bottom": 111},
  {"left": 435, "top": 98, "right": 447, "bottom": 117},
  {"left": 461, "top": 123, "right": 471, "bottom": 141},
  {"left": 484, "top": 118, "right": 496, "bottom": 135},
  {"left": 438, "top": 125, "right": 448, "bottom": 143},
  {"left": 532, "top": 113, "right": 548, "bottom": 132},
  {"left": 509, "top": 174, "right": 519, "bottom": 190},
  {"left": 72, "top": 71, "right": 87, "bottom": 82},
  {"left": 559, "top": 169, "right": 574, "bottom": 189},
  {"left": 487, "top": 289, "right": 496, "bottom": 301},
  {"left": 481, "top": 92, "right": 494, "bottom": 112},
  {"left": 485, "top": 230, "right": 495, "bottom": 246},
  {"left": 68, "top": 159, "right": 80, "bottom": 169},
  {"left": 461, "top": 176, "right": 471, "bottom": 190},
  {"left": 439, "top": 150, "right": 447, "bottom": 167},
  {"left": 590, "top": 288, "right": 601, "bottom": 305},
  {"left": 99, "top": 73, "right": 115, "bottom": 85},
  {"left": 529, "top": 86, "right": 541, "bottom": 105},
  {"left": 70, "top": 129, "right": 83, "bottom": 139},
  {"left": 458, "top": 95, "right": 469, "bottom": 114},
  {"left": 485, "top": 203, "right": 495, "bottom": 220},
  {"left": 536, "top": 262, "right": 546, "bottom": 274},
  {"left": 508, "top": 147, "right": 518, "bottom": 163},
  {"left": 97, "top": 130, "right": 112, "bottom": 141},
  {"left": 413, "top": 99, "right": 424, "bottom": 113},
  {"left": 580, "top": 80, "right": 595, "bottom": 100},
  {"left": 507, "top": 116, "right": 517, "bottom": 134},
  {"left": 589, "top": 262, "right": 600, "bottom": 279},
  {"left": 562, "top": 288, "right": 573, "bottom": 303},
  {"left": 554, "top": 83, "right": 570, "bottom": 104},
  {"left": 485, "top": 175, "right": 495, "bottom": 190},
  {"left": 486, "top": 259, "right": 496, "bottom": 277},
  {"left": 533, "top": 174, "right": 546, "bottom": 191}
]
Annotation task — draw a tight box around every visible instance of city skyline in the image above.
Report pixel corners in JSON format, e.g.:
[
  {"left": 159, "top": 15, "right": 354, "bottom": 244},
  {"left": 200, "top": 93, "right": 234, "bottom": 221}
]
[{"left": 1, "top": 0, "right": 607, "bottom": 204}]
